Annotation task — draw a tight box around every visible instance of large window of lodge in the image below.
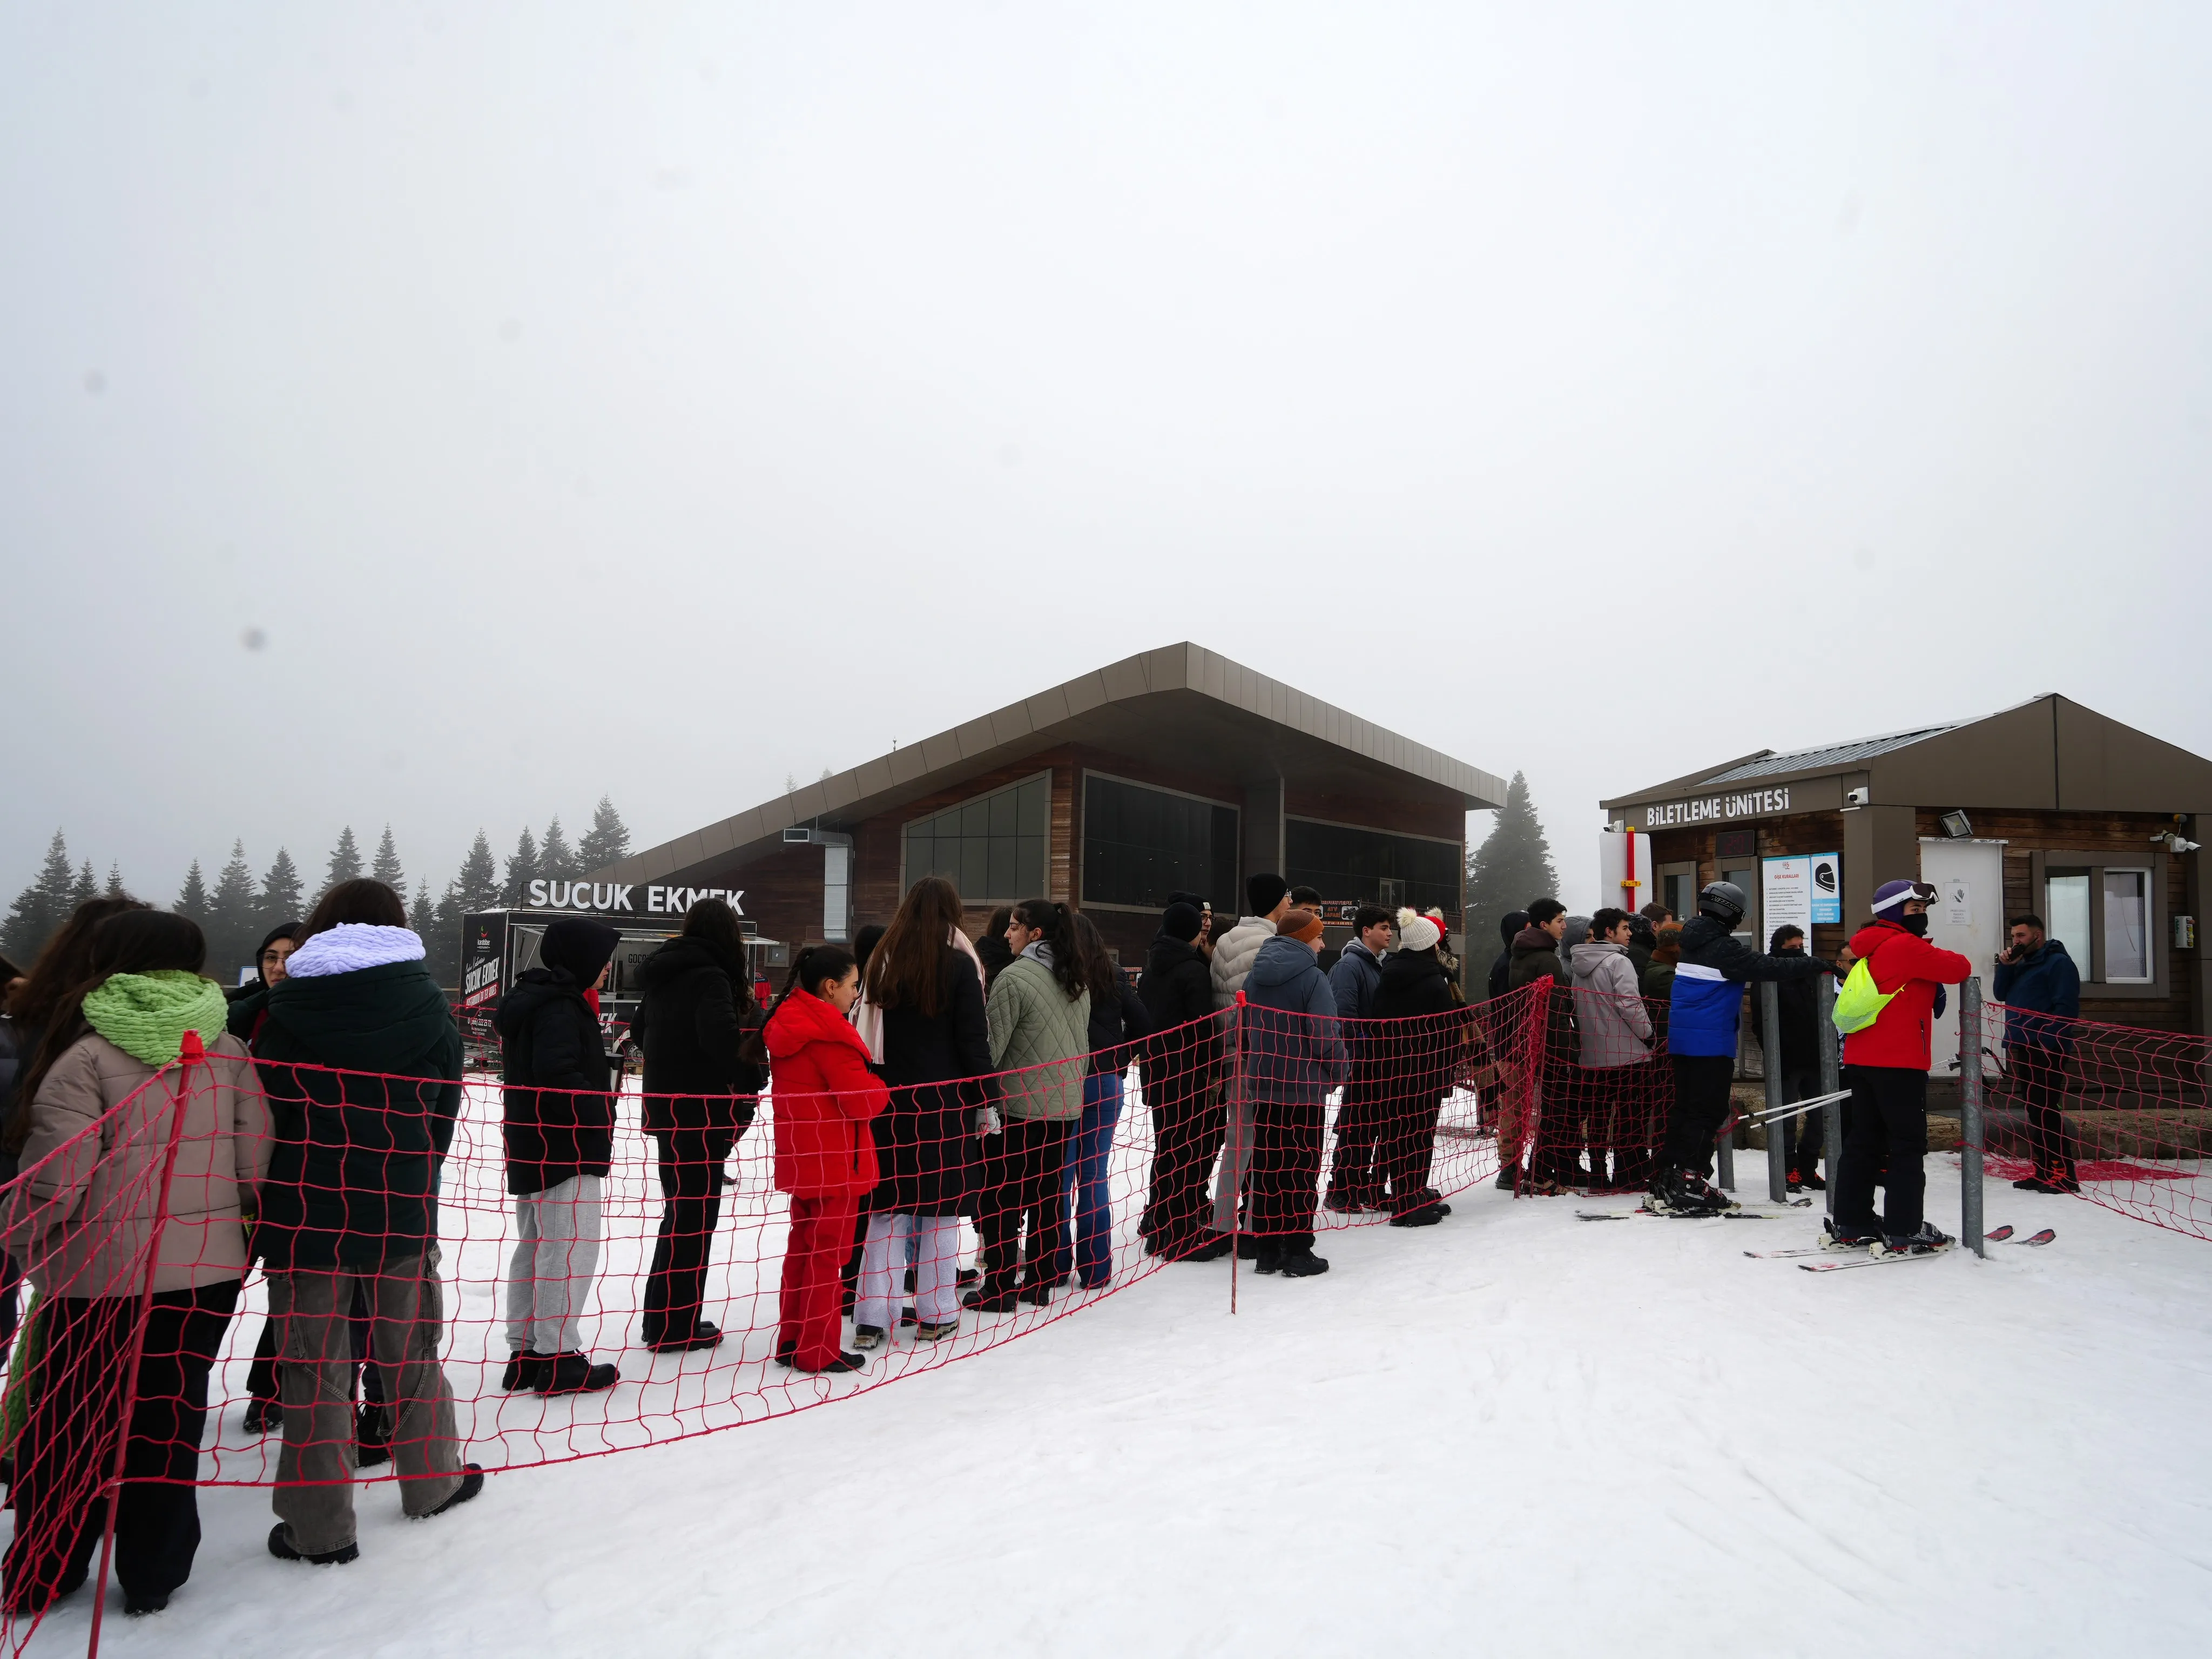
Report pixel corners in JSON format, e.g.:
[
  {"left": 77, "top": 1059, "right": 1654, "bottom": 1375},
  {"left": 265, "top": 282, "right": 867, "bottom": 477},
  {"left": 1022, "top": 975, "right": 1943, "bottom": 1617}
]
[
  {"left": 1082, "top": 774, "right": 1239, "bottom": 910},
  {"left": 903, "top": 773, "right": 1049, "bottom": 901},
  {"left": 1285, "top": 817, "right": 1460, "bottom": 915}
]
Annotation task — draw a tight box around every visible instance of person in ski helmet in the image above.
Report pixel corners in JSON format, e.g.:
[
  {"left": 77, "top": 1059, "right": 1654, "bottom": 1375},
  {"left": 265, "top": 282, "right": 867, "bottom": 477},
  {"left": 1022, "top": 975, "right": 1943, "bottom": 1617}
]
[
  {"left": 1826, "top": 879, "right": 1973, "bottom": 1256},
  {"left": 1654, "top": 879, "right": 1831, "bottom": 1216}
]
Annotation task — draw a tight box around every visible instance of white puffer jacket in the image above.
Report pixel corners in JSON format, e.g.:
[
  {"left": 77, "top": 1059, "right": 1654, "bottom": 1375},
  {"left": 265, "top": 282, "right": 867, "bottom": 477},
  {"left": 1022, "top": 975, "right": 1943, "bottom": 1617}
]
[{"left": 1210, "top": 916, "right": 1275, "bottom": 1010}]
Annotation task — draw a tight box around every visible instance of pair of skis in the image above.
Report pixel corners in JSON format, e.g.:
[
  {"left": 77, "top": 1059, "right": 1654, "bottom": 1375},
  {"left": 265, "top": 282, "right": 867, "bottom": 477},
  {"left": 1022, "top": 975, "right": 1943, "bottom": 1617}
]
[
  {"left": 1574, "top": 1197, "right": 1812, "bottom": 1223},
  {"left": 1745, "top": 1224, "right": 2055, "bottom": 1270}
]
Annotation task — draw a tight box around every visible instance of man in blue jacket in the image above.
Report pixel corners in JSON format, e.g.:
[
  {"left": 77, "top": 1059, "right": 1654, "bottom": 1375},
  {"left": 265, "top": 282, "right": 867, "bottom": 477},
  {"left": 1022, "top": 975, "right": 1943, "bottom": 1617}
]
[
  {"left": 1994, "top": 913, "right": 2083, "bottom": 1193},
  {"left": 1321, "top": 905, "right": 1391, "bottom": 1212},
  {"left": 1240, "top": 909, "right": 1350, "bottom": 1276},
  {"left": 1655, "top": 881, "right": 1832, "bottom": 1216}
]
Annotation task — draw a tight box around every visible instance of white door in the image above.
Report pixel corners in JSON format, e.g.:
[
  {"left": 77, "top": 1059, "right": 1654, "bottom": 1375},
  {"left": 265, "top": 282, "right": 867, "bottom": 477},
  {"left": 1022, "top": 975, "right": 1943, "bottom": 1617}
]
[{"left": 1918, "top": 838, "right": 2006, "bottom": 1079}]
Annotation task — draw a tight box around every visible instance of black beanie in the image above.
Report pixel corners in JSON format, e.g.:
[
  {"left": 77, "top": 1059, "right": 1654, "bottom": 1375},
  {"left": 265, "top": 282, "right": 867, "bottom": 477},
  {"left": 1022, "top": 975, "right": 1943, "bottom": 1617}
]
[
  {"left": 1245, "top": 873, "right": 1288, "bottom": 917},
  {"left": 1162, "top": 901, "right": 1203, "bottom": 943},
  {"left": 541, "top": 917, "right": 620, "bottom": 987}
]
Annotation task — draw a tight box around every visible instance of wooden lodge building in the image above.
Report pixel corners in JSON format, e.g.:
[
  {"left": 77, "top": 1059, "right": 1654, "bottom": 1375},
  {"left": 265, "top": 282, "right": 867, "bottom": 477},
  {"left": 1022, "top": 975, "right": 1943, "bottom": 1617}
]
[
  {"left": 1600, "top": 695, "right": 2212, "bottom": 1042},
  {"left": 590, "top": 643, "right": 1503, "bottom": 967}
]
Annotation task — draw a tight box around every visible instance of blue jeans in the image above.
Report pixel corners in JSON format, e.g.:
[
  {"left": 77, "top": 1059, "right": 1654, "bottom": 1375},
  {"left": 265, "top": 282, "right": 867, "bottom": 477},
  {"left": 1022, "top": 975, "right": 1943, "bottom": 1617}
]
[{"left": 1053, "top": 1071, "right": 1124, "bottom": 1286}]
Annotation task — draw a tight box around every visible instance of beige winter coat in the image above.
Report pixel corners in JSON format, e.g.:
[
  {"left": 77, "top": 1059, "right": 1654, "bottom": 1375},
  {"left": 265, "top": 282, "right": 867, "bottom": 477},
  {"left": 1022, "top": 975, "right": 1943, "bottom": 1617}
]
[{"left": 4, "top": 1031, "right": 271, "bottom": 1297}]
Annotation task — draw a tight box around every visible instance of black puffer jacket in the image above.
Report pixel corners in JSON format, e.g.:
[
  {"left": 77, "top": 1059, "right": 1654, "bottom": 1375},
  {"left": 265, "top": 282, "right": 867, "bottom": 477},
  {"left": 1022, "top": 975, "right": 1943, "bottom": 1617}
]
[
  {"left": 1373, "top": 948, "right": 1466, "bottom": 1100},
  {"left": 1087, "top": 974, "right": 1153, "bottom": 1075},
  {"left": 255, "top": 959, "right": 463, "bottom": 1269},
  {"left": 1138, "top": 933, "right": 1217, "bottom": 1095},
  {"left": 629, "top": 935, "right": 763, "bottom": 1134},
  {"left": 496, "top": 968, "right": 616, "bottom": 1196},
  {"left": 874, "top": 944, "right": 992, "bottom": 1215}
]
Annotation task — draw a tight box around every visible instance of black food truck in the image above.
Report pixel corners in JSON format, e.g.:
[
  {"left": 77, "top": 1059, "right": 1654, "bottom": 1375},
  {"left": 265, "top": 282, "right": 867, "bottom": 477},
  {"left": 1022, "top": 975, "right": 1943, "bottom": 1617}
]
[{"left": 460, "top": 889, "right": 784, "bottom": 1068}]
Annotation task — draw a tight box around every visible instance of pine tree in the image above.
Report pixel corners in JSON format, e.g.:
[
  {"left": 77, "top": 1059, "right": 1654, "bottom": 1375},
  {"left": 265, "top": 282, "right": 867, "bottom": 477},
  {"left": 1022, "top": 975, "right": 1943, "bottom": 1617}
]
[
  {"left": 176, "top": 859, "right": 211, "bottom": 926},
  {"left": 259, "top": 847, "right": 305, "bottom": 929},
  {"left": 503, "top": 826, "right": 540, "bottom": 906},
  {"left": 207, "top": 839, "right": 261, "bottom": 982},
  {"left": 322, "top": 826, "right": 363, "bottom": 894},
  {"left": 407, "top": 877, "right": 437, "bottom": 935},
  {"left": 453, "top": 830, "right": 502, "bottom": 913},
  {"left": 1464, "top": 771, "right": 1561, "bottom": 955},
  {"left": 577, "top": 795, "right": 631, "bottom": 872},
  {"left": 539, "top": 817, "right": 575, "bottom": 884},
  {"left": 371, "top": 824, "right": 406, "bottom": 894},
  {"left": 429, "top": 886, "right": 462, "bottom": 989},
  {"left": 104, "top": 862, "right": 127, "bottom": 899},
  {"left": 71, "top": 860, "right": 97, "bottom": 906},
  {"left": 1, "top": 829, "right": 78, "bottom": 960}
]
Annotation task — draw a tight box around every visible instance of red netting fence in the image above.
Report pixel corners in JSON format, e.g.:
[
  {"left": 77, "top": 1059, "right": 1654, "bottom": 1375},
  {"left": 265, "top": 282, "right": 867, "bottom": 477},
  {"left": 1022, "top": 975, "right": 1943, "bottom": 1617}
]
[
  {"left": 1967, "top": 997, "right": 2212, "bottom": 1240},
  {"left": 0, "top": 992, "right": 1541, "bottom": 1651}
]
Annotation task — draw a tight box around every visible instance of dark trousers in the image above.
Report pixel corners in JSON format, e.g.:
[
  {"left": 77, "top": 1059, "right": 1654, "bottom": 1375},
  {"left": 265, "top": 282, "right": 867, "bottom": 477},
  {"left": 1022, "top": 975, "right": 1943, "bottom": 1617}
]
[
  {"left": 1250, "top": 1097, "right": 1324, "bottom": 1253},
  {"left": 2, "top": 1279, "right": 239, "bottom": 1614},
  {"left": 1664, "top": 1054, "right": 1737, "bottom": 1176},
  {"left": 976, "top": 1118, "right": 1073, "bottom": 1293},
  {"left": 1325, "top": 1071, "right": 1384, "bottom": 1199},
  {"left": 1781, "top": 1064, "right": 1827, "bottom": 1172},
  {"left": 1833, "top": 1065, "right": 1929, "bottom": 1237},
  {"left": 1138, "top": 1068, "right": 1224, "bottom": 1251},
  {"left": 242, "top": 1281, "right": 385, "bottom": 1413},
  {"left": 1373, "top": 1088, "right": 1445, "bottom": 1206},
  {"left": 2012, "top": 1046, "right": 2076, "bottom": 1178},
  {"left": 642, "top": 1126, "right": 738, "bottom": 1342}
]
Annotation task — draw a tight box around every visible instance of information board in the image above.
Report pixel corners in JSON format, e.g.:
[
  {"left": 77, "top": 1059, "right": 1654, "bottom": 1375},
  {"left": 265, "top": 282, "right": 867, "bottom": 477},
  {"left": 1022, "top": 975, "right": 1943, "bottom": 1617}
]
[{"left": 1762, "top": 852, "right": 1841, "bottom": 942}]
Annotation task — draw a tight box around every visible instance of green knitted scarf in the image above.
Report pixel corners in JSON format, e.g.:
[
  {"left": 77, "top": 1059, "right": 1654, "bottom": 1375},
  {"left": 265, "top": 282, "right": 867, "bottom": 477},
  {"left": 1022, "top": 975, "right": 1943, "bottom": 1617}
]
[{"left": 80, "top": 970, "right": 227, "bottom": 1068}]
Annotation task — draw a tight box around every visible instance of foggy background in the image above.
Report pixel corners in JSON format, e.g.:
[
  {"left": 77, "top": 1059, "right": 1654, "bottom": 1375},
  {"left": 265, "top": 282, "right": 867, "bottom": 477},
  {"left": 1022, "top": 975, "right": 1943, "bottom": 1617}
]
[{"left": 4, "top": 3, "right": 2209, "bottom": 918}]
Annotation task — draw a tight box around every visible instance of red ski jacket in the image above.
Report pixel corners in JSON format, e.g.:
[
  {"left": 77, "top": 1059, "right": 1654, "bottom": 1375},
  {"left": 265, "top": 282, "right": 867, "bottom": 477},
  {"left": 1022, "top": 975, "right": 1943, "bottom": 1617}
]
[
  {"left": 1840, "top": 919, "right": 1973, "bottom": 1071},
  {"left": 764, "top": 988, "right": 889, "bottom": 1198}
]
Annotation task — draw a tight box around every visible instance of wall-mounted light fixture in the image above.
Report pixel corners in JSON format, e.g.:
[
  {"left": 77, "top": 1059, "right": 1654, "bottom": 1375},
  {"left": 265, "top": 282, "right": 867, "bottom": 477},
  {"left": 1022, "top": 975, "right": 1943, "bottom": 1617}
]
[{"left": 1940, "top": 810, "right": 1973, "bottom": 839}]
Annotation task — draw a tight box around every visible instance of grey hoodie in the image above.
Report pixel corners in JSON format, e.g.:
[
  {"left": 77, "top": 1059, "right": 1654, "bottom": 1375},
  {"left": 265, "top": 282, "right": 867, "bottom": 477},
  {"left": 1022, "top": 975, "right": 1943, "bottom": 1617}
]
[{"left": 1569, "top": 939, "right": 1654, "bottom": 1068}]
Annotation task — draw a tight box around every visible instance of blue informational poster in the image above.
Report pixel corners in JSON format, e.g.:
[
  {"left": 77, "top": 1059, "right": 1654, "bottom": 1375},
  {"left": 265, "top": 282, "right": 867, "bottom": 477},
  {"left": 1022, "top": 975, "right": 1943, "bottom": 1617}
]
[{"left": 1808, "top": 852, "right": 1842, "bottom": 925}]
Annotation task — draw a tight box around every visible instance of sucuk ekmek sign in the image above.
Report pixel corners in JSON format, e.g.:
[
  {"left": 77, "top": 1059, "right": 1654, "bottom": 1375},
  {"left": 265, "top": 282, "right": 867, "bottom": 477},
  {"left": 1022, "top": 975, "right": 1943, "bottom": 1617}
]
[{"left": 525, "top": 879, "right": 743, "bottom": 916}]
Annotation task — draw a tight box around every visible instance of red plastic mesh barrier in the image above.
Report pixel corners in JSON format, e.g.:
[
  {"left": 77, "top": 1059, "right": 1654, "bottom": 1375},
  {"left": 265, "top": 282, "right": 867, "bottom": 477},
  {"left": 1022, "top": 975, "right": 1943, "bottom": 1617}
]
[
  {"left": 1501, "top": 980, "right": 1690, "bottom": 1193},
  {"left": 1970, "top": 998, "right": 2212, "bottom": 1240},
  {"left": 0, "top": 997, "right": 1513, "bottom": 1648}
]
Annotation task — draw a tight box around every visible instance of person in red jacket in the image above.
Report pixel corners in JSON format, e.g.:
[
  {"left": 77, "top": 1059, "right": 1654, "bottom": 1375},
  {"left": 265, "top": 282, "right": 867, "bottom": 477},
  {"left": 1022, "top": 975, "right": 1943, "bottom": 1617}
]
[
  {"left": 1829, "top": 879, "right": 1973, "bottom": 1256},
  {"left": 754, "top": 945, "right": 888, "bottom": 1374}
]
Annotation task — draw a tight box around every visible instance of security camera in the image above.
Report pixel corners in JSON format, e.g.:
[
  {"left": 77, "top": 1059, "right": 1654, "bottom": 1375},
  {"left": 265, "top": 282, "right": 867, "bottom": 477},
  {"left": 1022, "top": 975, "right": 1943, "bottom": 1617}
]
[
  {"left": 2155, "top": 831, "right": 2202, "bottom": 853},
  {"left": 1844, "top": 787, "right": 1869, "bottom": 808}
]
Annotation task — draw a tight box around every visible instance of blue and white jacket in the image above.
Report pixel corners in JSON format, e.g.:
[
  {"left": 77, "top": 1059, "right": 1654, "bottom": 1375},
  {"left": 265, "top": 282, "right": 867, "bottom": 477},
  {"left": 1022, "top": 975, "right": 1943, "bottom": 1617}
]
[{"left": 1668, "top": 914, "right": 1832, "bottom": 1058}]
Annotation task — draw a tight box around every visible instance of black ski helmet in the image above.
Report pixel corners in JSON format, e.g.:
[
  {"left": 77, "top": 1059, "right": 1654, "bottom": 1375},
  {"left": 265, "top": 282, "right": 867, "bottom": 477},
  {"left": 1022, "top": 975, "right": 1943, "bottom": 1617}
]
[{"left": 1696, "top": 880, "right": 1747, "bottom": 926}]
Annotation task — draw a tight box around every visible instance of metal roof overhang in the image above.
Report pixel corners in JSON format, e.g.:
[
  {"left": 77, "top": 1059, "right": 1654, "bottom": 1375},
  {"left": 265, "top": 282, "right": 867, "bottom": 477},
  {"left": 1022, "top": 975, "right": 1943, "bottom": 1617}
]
[{"left": 600, "top": 642, "right": 1507, "bottom": 889}]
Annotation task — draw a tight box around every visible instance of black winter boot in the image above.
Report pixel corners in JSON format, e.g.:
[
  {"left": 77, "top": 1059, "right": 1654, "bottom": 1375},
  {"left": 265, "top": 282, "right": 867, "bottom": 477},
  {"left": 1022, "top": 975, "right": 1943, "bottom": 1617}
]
[{"left": 536, "top": 1352, "right": 619, "bottom": 1395}]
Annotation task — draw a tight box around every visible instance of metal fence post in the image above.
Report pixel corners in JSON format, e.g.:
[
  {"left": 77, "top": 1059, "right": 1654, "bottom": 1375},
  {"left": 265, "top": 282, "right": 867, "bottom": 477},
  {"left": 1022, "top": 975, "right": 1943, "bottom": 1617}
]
[
  {"left": 1817, "top": 974, "right": 1842, "bottom": 1218},
  {"left": 1960, "top": 975, "right": 1986, "bottom": 1258},
  {"left": 1760, "top": 980, "right": 1788, "bottom": 1202}
]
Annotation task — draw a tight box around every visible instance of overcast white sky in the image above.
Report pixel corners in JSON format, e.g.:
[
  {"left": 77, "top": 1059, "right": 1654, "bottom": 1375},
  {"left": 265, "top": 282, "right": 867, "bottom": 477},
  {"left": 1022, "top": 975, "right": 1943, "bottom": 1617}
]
[{"left": 5, "top": 3, "right": 2209, "bottom": 918}]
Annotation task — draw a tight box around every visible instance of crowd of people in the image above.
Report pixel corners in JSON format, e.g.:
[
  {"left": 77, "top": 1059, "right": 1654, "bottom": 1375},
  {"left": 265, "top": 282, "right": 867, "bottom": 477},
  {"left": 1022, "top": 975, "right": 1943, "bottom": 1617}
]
[{"left": 0, "top": 859, "right": 2087, "bottom": 1619}]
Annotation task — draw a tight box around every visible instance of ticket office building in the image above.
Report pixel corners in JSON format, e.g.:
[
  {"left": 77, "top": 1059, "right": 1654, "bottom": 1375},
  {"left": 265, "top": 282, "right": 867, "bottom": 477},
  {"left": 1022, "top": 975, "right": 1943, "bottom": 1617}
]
[
  {"left": 1601, "top": 694, "right": 2212, "bottom": 1040},
  {"left": 597, "top": 643, "right": 1503, "bottom": 967}
]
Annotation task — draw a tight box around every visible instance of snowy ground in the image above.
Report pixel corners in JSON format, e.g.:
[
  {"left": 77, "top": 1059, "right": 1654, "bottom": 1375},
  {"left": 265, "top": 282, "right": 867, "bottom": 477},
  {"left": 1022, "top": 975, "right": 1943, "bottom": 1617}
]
[{"left": 24, "top": 1136, "right": 2212, "bottom": 1656}]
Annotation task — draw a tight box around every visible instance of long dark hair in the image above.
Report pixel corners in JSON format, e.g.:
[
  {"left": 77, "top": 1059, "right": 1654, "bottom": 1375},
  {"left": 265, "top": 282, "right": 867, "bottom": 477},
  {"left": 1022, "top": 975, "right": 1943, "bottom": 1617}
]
[
  {"left": 4, "top": 895, "right": 148, "bottom": 1034},
  {"left": 305, "top": 877, "right": 408, "bottom": 935},
  {"left": 1068, "top": 909, "right": 1122, "bottom": 1006},
  {"left": 1011, "top": 898, "right": 1084, "bottom": 1001},
  {"left": 8, "top": 909, "right": 208, "bottom": 1151},
  {"left": 738, "top": 943, "right": 859, "bottom": 1067},
  {"left": 682, "top": 896, "right": 744, "bottom": 954},
  {"left": 867, "top": 876, "right": 965, "bottom": 1017}
]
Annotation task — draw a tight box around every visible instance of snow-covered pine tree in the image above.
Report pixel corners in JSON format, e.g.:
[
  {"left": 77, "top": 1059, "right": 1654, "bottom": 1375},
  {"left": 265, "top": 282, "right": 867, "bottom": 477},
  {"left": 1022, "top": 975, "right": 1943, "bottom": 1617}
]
[
  {"left": 1464, "top": 771, "right": 1562, "bottom": 956},
  {"left": 323, "top": 826, "right": 363, "bottom": 894},
  {"left": 577, "top": 796, "right": 631, "bottom": 872},
  {"left": 207, "top": 839, "right": 262, "bottom": 983},
  {"left": 259, "top": 847, "right": 305, "bottom": 930},
  {"left": 539, "top": 817, "right": 575, "bottom": 885},
  {"left": 371, "top": 825, "right": 406, "bottom": 894},
  {"left": 176, "top": 859, "right": 211, "bottom": 926},
  {"left": 0, "top": 830, "right": 77, "bottom": 960},
  {"left": 503, "top": 825, "right": 539, "bottom": 906}
]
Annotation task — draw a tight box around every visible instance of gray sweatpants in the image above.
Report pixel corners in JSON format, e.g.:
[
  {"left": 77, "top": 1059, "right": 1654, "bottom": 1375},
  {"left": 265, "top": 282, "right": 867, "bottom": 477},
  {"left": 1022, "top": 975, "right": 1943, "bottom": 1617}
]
[
  {"left": 504, "top": 1174, "right": 604, "bottom": 1355},
  {"left": 271, "top": 1253, "right": 464, "bottom": 1555},
  {"left": 1211, "top": 1074, "right": 1256, "bottom": 1235}
]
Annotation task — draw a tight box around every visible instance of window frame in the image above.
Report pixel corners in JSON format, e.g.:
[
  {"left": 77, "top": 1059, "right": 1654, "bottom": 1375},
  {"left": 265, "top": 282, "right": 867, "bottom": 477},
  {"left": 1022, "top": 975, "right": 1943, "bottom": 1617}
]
[
  {"left": 2027, "top": 848, "right": 2169, "bottom": 999},
  {"left": 1076, "top": 769, "right": 1241, "bottom": 915},
  {"left": 899, "top": 770, "right": 1054, "bottom": 903}
]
